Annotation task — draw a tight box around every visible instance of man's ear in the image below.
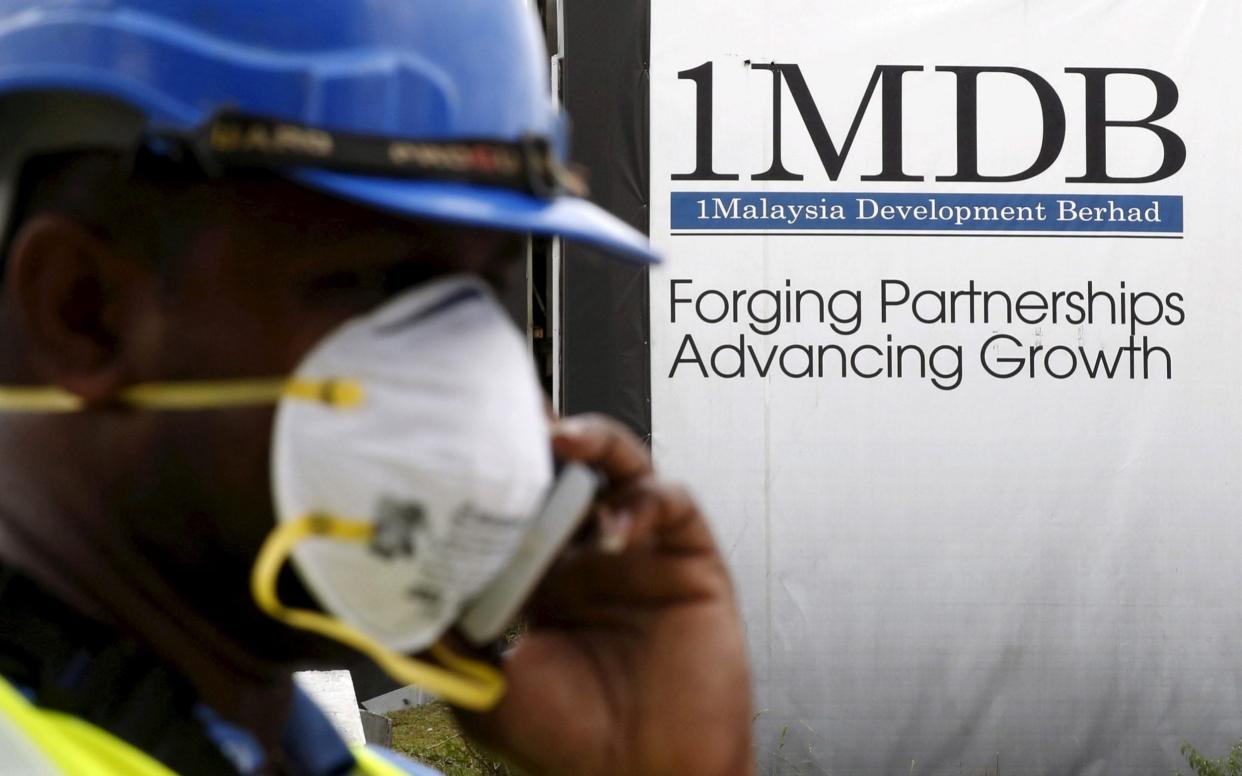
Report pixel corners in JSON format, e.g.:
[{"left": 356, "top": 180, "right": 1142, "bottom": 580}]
[{"left": 4, "top": 213, "right": 152, "bottom": 403}]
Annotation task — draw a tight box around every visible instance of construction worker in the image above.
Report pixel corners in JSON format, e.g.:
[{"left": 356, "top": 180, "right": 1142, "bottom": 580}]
[{"left": 0, "top": 1, "right": 754, "bottom": 774}]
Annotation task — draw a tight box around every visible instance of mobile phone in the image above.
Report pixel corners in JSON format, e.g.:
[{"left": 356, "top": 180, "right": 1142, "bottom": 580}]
[{"left": 457, "top": 462, "right": 601, "bottom": 645}]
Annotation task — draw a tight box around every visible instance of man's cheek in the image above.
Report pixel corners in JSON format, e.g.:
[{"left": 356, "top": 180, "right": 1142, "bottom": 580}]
[{"left": 147, "top": 408, "right": 277, "bottom": 557}]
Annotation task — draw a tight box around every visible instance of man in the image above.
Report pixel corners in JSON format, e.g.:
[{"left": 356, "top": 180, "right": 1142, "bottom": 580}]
[{"left": 0, "top": 2, "right": 753, "bottom": 774}]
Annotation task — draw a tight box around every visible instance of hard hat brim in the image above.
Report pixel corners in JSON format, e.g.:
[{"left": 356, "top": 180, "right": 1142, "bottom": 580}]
[{"left": 292, "top": 169, "right": 660, "bottom": 265}]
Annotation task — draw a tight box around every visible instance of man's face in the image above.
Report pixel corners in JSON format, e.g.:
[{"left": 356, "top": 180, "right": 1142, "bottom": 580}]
[{"left": 91, "top": 177, "right": 524, "bottom": 660}]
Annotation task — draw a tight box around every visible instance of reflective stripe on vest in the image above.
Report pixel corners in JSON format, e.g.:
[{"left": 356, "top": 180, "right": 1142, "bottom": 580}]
[
  {"left": 0, "top": 676, "right": 176, "bottom": 775},
  {"left": 0, "top": 676, "right": 435, "bottom": 776}
]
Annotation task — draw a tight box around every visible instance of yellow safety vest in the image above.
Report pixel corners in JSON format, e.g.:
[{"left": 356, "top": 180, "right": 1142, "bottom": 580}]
[{"left": 0, "top": 676, "right": 413, "bottom": 776}]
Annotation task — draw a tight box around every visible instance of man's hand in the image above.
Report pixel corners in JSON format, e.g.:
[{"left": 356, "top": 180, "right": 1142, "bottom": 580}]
[{"left": 457, "top": 414, "right": 755, "bottom": 776}]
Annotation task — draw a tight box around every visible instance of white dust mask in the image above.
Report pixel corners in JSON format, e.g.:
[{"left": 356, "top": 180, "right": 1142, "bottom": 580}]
[
  {"left": 265, "top": 273, "right": 552, "bottom": 639},
  {"left": 252, "top": 275, "right": 553, "bottom": 709}
]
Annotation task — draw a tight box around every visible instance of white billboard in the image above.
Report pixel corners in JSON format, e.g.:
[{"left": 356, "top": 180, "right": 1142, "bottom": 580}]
[{"left": 650, "top": 1, "right": 1241, "bottom": 772}]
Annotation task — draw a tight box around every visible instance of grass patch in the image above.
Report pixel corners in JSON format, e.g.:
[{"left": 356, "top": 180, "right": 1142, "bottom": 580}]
[
  {"left": 1179, "top": 740, "right": 1242, "bottom": 776},
  {"left": 388, "top": 702, "right": 513, "bottom": 776}
]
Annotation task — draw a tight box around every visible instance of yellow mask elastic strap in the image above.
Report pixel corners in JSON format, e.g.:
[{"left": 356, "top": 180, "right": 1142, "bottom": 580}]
[
  {"left": 250, "top": 515, "right": 506, "bottom": 712},
  {"left": 0, "top": 378, "right": 363, "bottom": 413}
]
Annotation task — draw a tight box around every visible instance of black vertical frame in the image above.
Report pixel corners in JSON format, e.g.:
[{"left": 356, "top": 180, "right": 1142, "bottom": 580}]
[{"left": 560, "top": 0, "right": 652, "bottom": 441}]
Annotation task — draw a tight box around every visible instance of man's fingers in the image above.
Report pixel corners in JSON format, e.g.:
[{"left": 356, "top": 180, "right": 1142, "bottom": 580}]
[
  {"left": 554, "top": 415, "right": 713, "bottom": 556},
  {"left": 528, "top": 480, "right": 733, "bottom": 620},
  {"left": 545, "top": 413, "right": 733, "bottom": 607},
  {"left": 553, "top": 414, "right": 652, "bottom": 483},
  {"left": 530, "top": 550, "right": 731, "bottom": 621},
  {"left": 601, "top": 478, "right": 719, "bottom": 556}
]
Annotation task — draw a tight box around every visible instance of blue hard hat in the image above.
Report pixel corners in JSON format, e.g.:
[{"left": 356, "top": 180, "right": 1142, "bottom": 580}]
[{"left": 0, "top": 0, "right": 658, "bottom": 264}]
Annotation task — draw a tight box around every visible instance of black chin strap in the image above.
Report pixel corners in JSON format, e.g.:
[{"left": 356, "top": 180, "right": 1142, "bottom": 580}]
[{"left": 0, "top": 567, "right": 242, "bottom": 776}]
